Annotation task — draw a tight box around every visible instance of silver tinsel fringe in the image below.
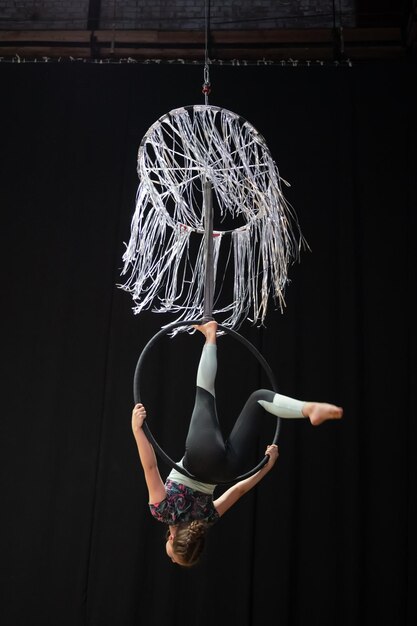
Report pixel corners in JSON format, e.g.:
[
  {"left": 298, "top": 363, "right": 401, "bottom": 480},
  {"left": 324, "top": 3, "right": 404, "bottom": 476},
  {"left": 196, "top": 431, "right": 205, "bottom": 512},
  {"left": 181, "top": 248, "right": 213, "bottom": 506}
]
[{"left": 119, "top": 105, "right": 308, "bottom": 331}]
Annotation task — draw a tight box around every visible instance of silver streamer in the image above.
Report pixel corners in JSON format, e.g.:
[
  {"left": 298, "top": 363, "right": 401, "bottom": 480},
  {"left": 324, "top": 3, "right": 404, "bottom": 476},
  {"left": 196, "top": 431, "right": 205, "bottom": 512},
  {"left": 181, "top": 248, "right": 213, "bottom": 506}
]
[{"left": 119, "top": 105, "right": 308, "bottom": 331}]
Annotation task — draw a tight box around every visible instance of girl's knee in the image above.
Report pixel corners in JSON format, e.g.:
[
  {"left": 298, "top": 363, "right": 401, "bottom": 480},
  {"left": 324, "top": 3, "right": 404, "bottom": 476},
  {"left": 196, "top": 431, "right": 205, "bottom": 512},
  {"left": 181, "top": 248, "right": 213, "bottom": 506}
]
[{"left": 249, "top": 389, "right": 275, "bottom": 403}]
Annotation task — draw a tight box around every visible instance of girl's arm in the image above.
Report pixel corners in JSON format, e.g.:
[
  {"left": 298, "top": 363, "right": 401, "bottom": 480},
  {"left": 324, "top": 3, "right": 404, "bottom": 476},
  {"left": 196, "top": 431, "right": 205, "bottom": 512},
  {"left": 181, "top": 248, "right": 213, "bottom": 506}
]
[
  {"left": 213, "top": 444, "right": 278, "bottom": 517},
  {"left": 131, "top": 403, "right": 167, "bottom": 504}
]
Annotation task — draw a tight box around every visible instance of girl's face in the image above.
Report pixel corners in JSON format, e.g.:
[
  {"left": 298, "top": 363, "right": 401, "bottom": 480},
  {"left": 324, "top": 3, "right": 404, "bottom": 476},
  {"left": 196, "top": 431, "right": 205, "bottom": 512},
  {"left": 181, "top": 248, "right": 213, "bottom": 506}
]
[
  {"left": 165, "top": 535, "right": 176, "bottom": 562},
  {"left": 165, "top": 533, "right": 184, "bottom": 565}
]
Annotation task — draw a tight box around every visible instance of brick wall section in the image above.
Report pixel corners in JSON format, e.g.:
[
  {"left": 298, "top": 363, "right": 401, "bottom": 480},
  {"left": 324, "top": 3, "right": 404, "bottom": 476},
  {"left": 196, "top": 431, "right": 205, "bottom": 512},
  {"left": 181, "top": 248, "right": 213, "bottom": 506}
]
[
  {"left": 0, "top": 0, "right": 355, "bottom": 30},
  {"left": 0, "top": 1, "right": 89, "bottom": 28}
]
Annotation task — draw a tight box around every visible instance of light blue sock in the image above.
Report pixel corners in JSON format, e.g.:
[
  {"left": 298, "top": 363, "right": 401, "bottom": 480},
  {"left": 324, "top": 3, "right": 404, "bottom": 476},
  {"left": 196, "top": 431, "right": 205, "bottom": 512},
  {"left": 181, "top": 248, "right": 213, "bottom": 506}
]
[
  {"left": 196, "top": 344, "right": 217, "bottom": 397},
  {"left": 258, "top": 393, "right": 305, "bottom": 418}
]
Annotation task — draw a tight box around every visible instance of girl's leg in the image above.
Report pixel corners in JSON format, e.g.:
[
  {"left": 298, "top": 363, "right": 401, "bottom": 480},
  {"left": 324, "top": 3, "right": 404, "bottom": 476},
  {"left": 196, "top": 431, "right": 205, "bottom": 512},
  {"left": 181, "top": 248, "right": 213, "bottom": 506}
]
[
  {"left": 196, "top": 343, "right": 217, "bottom": 397},
  {"left": 225, "top": 389, "right": 275, "bottom": 466},
  {"left": 257, "top": 393, "right": 305, "bottom": 418},
  {"left": 182, "top": 321, "right": 227, "bottom": 481},
  {"left": 259, "top": 393, "right": 343, "bottom": 426},
  {"left": 226, "top": 390, "right": 344, "bottom": 469}
]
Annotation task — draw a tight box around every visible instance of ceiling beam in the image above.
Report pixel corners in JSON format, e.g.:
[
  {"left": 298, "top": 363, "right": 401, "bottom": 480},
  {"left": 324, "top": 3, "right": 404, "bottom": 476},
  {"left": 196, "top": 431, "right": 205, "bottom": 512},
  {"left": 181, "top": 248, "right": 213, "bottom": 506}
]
[{"left": 0, "top": 27, "right": 412, "bottom": 62}]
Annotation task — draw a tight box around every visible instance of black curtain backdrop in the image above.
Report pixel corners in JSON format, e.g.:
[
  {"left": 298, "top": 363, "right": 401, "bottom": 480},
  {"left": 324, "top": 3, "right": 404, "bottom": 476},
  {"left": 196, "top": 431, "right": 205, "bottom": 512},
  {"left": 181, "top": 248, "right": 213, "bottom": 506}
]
[{"left": 1, "top": 60, "right": 416, "bottom": 626}]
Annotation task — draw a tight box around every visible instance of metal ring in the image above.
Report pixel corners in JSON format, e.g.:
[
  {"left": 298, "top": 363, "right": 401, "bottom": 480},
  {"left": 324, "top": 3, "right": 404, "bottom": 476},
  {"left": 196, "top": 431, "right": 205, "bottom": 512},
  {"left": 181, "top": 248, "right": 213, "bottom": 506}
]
[{"left": 133, "top": 320, "right": 281, "bottom": 484}]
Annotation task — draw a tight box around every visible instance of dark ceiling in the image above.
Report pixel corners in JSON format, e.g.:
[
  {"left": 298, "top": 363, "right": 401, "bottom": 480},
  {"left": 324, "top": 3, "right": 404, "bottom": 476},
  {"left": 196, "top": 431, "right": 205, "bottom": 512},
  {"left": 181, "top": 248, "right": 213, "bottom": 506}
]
[{"left": 0, "top": 0, "right": 415, "bottom": 63}]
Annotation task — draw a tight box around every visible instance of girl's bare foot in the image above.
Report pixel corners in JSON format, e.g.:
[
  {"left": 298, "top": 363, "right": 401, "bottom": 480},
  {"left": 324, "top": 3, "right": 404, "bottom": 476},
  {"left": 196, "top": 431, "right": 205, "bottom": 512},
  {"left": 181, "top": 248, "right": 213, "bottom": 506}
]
[
  {"left": 193, "top": 320, "right": 218, "bottom": 343},
  {"left": 303, "top": 402, "right": 344, "bottom": 426}
]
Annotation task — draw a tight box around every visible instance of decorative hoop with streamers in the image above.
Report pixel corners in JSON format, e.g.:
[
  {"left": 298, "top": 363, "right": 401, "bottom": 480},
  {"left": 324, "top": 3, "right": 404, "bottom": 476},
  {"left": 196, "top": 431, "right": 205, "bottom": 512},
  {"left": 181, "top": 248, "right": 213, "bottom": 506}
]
[{"left": 119, "top": 104, "right": 307, "bottom": 332}]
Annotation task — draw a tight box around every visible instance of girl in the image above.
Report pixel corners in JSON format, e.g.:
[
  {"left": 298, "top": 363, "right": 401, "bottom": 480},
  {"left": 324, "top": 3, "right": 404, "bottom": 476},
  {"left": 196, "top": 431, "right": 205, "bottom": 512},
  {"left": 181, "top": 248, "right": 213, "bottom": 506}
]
[{"left": 132, "top": 320, "right": 343, "bottom": 567}]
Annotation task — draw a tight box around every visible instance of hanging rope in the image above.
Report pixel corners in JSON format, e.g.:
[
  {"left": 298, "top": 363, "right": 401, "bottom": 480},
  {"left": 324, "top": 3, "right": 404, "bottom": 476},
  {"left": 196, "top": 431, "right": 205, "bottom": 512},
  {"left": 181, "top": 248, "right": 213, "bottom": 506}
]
[{"left": 202, "top": 0, "right": 211, "bottom": 103}]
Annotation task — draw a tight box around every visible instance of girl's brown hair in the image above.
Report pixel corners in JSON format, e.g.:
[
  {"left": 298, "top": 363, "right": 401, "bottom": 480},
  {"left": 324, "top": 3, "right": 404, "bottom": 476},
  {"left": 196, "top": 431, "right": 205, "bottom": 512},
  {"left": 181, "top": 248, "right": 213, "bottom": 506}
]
[{"left": 167, "top": 520, "right": 209, "bottom": 567}]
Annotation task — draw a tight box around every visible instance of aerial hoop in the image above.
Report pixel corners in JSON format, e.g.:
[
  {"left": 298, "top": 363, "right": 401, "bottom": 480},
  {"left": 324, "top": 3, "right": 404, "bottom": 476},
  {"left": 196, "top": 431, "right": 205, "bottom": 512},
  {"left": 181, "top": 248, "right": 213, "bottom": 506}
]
[{"left": 133, "top": 319, "right": 281, "bottom": 484}]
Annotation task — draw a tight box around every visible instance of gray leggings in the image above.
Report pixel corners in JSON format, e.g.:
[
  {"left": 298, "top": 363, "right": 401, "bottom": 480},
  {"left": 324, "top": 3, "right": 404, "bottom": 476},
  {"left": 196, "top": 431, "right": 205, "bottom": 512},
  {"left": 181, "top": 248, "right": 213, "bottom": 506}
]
[{"left": 182, "top": 344, "right": 276, "bottom": 483}]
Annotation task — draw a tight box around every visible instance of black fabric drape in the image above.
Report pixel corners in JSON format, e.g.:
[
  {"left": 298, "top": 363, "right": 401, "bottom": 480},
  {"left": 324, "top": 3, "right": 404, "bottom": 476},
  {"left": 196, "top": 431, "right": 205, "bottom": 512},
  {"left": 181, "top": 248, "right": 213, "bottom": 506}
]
[{"left": 1, "top": 61, "right": 416, "bottom": 626}]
